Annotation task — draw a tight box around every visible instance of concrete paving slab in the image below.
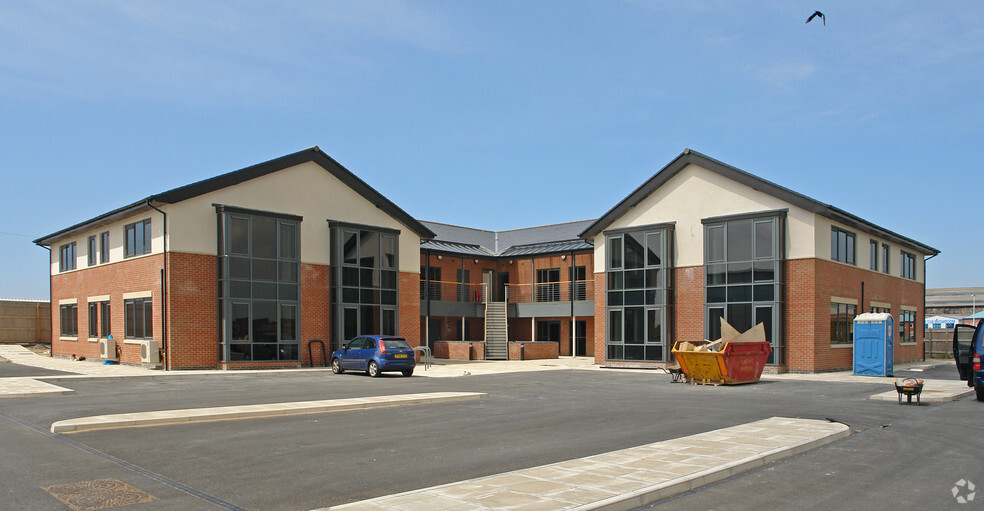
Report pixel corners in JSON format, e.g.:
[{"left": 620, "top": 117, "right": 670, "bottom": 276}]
[
  {"left": 49, "top": 392, "right": 486, "bottom": 433},
  {"left": 0, "top": 377, "right": 74, "bottom": 398},
  {"left": 321, "top": 417, "right": 849, "bottom": 511}
]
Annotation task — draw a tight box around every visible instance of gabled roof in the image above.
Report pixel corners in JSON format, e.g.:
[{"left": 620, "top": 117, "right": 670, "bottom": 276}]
[
  {"left": 420, "top": 219, "right": 595, "bottom": 257},
  {"left": 35, "top": 147, "right": 436, "bottom": 246},
  {"left": 578, "top": 149, "right": 939, "bottom": 256}
]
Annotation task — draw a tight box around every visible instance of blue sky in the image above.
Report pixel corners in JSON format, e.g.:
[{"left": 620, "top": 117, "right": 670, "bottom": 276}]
[{"left": 1, "top": 1, "right": 981, "bottom": 299}]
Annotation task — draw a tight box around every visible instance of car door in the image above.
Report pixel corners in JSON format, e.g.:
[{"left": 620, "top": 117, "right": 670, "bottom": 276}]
[
  {"left": 358, "top": 338, "right": 377, "bottom": 371},
  {"left": 341, "top": 337, "right": 364, "bottom": 370},
  {"left": 953, "top": 323, "right": 980, "bottom": 383}
]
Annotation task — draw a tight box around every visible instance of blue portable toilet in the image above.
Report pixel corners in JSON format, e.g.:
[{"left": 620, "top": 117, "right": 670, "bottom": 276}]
[{"left": 853, "top": 313, "right": 894, "bottom": 377}]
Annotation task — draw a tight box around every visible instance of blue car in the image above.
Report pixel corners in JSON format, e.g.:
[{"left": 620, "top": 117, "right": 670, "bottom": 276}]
[
  {"left": 954, "top": 322, "right": 984, "bottom": 401},
  {"left": 331, "top": 335, "right": 415, "bottom": 377}
]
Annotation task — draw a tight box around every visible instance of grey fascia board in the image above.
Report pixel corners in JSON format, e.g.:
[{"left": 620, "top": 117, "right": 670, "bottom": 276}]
[
  {"left": 34, "top": 199, "right": 155, "bottom": 247},
  {"left": 37, "top": 147, "right": 436, "bottom": 247},
  {"left": 578, "top": 149, "right": 938, "bottom": 256}
]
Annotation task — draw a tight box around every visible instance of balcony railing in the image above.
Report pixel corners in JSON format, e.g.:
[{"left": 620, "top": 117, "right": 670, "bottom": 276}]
[
  {"left": 420, "top": 280, "right": 487, "bottom": 303},
  {"left": 505, "top": 280, "right": 593, "bottom": 304},
  {"left": 419, "top": 279, "right": 594, "bottom": 304}
]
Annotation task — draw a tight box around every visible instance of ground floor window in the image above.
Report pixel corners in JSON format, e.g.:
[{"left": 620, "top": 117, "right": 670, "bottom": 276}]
[
  {"left": 899, "top": 309, "right": 916, "bottom": 344},
  {"left": 536, "top": 320, "right": 561, "bottom": 342},
  {"left": 125, "top": 298, "right": 153, "bottom": 340},
  {"left": 59, "top": 303, "right": 78, "bottom": 337},
  {"left": 830, "top": 301, "right": 856, "bottom": 345},
  {"left": 606, "top": 307, "right": 665, "bottom": 361}
]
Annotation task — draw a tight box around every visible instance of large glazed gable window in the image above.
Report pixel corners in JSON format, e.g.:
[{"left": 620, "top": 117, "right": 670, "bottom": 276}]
[
  {"left": 704, "top": 213, "right": 784, "bottom": 364},
  {"left": 124, "top": 219, "right": 152, "bottom": 258},
  {"left": 330, "top": 223, "right": 399, "bottom": 352},
  {"left": 605, "top": 226, "right": 673, "bottom": 362},
  {"left": 217, "top": 207, "right": 301, "bottom": 362}
]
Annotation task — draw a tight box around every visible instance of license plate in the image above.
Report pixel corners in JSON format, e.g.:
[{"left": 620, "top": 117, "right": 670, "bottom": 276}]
[{"left": 395, "top": 354, "right": 407, "bottom": 358}]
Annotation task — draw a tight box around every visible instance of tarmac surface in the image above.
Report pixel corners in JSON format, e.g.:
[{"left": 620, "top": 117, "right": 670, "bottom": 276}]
[{"left": 0, "top": 344, "right": 973, "bottom": 510}]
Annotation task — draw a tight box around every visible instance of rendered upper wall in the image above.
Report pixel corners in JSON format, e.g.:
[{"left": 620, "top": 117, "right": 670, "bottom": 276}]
[
  {"left": 164, "top": 161, "right": 422, "bottom": 273},
  {"left": 592, "top": 163, "right": 817, "bottom": 272}
]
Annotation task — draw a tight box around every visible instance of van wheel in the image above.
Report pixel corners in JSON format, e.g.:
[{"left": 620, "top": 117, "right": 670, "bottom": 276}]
[
  {"left": 976, "top": 385, "right": 984, "bottom": 402},
  {"left": 402, "top": 369, "right": 413, "bottom": 377},
  {"left": 368, "top": 361, "right": 380, "bottom": 378},
  {"left": 331, "top": 359, "right": 344, "bottom": 374}
]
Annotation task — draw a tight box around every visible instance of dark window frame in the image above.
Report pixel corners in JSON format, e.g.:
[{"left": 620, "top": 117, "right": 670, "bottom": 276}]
[
  {"left": 869, "top": 240, "right": 878, "bottom": 271},
  {"left": 831, "top": 227, "right": 856, "bottom": 265},
  {"left": 124, "top": 219, "right": 152, "bottom": 258},
  {"left": 60, "top": 303, "right": 78, "bottom": 337},
  {"left": 900, "top": 251, "right": 916, "bottom": 280},
  {"left": 88, "top": 235, "right": 97, "bottom": 267},
  {"left": 99, "top": 231, "right": 110, "bottom": 264},
  {"left": 830, "top": 301, "right": 857, "bottom": 345},
  {"left": 59, "top": 242, "right": 76, "bottom": 272},
  {"left": 124, "top": 297, "right": 153, "bottom": 340},
  {"left": 88, "top": 302, "right": 99, "bottom": 338},
  {"left": 218, "top": 206, "right": 302, "bottom": 362}
]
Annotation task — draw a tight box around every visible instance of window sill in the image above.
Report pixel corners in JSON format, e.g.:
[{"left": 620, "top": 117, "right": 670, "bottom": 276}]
[
  {"left": 830, "top": 344, "right": 853, "bottom": 349},
  {"left": 899, "top": 342, "right": 917, "bottom": 346},
  {"left": 123, "top": 339, "right": 152, "bottom": 345},
  {"left": 59, "top": 337, "right": 79, "bottom": 342},
  {"left": 87, "top": 337, "right": 99, "bottom": 343}
]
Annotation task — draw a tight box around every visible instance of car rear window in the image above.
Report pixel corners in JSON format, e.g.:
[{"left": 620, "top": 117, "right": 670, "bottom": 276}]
[{"left": 381, "top": 339, "right": 411, "bottom": 350}]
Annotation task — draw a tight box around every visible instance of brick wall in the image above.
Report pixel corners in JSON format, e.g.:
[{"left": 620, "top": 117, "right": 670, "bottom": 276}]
[
  {"left": 166, "top": 252, "right": 217, "bottom": 369},
  {"left": 50, "top": 253, "right": 164, "bottom": 364},
  {"left": 508, "top": 341, "right": 559, "bottom": 360},
  {"left": 399, "top": 271, "right": 421, "bottom": 347}
]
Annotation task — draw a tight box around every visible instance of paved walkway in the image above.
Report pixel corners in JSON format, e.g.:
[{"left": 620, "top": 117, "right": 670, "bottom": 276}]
[
  {"left": 320, "top": 417, "right": 850, "bottom": 511},
  {"left": 0, "top": 345, "right": 972, "bottom": 403}
]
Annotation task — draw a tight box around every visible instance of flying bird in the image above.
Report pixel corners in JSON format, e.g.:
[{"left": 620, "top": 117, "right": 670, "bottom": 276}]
[{"left": 806, "top": 11, "right": 825, "bottom": 25}]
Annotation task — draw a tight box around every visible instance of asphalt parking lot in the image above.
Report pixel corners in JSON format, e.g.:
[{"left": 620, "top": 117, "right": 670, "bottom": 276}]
[{"left": 0, "top": 361, "right": 978, "bottom": 510}]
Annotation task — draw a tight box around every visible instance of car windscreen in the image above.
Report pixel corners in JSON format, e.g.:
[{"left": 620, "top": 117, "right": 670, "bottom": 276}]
[{"left": 381, "top": 339, "right": 411, "bottom": 350}]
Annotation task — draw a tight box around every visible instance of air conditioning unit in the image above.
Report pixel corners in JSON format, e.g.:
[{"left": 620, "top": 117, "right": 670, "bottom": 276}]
[
  {"left": 139, "top": 340, "right": 161, "bottom": 365},
  {"left": 99, "top": 337, "right": 117, "bottom": 361}
]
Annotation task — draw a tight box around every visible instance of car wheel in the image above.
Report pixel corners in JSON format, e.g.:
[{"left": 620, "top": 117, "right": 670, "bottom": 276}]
[
  {"left": 402, "top": 369, "right": 413, "bottom": 377},
  {"left": 331, "top": 358, "right": 344, "bottom": 374},
  {"left": 976, "top": 385, "right": 984, "bottom": 402},
  {"left": 368, "top": 361, "right": 380, "bottom": 378}
]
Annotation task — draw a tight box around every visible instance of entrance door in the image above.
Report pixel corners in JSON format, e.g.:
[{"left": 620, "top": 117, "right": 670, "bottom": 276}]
[
  {"left": 482, "top": 270, "right": 493, "bottom": 303},
  {"left": 571, "top": 320, "right": 587, "bottom": 356}
]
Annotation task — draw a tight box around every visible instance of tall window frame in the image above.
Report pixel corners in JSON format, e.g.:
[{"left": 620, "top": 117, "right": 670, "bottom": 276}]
[
  {"left": 88, "top": 236, "right": 97, "bottom": 267},
  {"left": 59, "top": 242, "right": 76, "bottom": 272},
  {"left": 59, "top": 303, "right": 78, "bottom": 337},
  {"left": 329, "top": 221, "right": 399, "bottom": 352},
  {"left": 99, "top": 231, "right": 110, "bottom": 264},
  {"left": 830, "top": 301, "right": 857, "bottom": 345},
  {"left": 869, "top": 240, "right": 878, "bottom": 271},
  {"left": 901, "top": 251, "right": 916, "bottom": 280},
  {"left": 831, "top": 226, "right": 855, "bottom": 265},
  {"left": 605, "top": 224, "right": 673, "bottom": 362},
  {"left": 704, "top": 211, "right": 785, "bottom": 364},
  {"left": 217, "top": 206, "right": 301, "bottom": 362}
]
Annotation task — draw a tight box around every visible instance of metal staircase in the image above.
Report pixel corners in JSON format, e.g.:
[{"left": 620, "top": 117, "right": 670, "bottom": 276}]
[{"left": 484, "top": 301, "right": 508, "bottom": 360}]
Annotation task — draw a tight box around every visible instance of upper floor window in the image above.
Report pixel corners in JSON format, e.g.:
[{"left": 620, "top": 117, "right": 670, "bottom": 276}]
[
  {"left": 88, "top": 236, "right": 97, "bottom": 266},
  {"left": 901, "top": 251, "right": 916, "bottom": 280},
  {"left": 99, "top": 231, "right": 110, "bottom": 264},
  {"left": 869, "top": 240, "right": 878, "bottom": 271},
  {"left": 124, "top": 219, "right": 152, "bottom": 258},
  {"left": 831, "top": 227, "right": 855, "bottom": 265},
  {"left": 59, "top": 242, "right": 76, "bottom": 272},
  {"left": 881, "top": 244, "right": 890, "bottom": 274}
]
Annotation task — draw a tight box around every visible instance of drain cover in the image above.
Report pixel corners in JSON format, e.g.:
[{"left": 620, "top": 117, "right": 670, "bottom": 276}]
[{"left": 41, "top": 479, "right": 156, "bottom": 510}]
